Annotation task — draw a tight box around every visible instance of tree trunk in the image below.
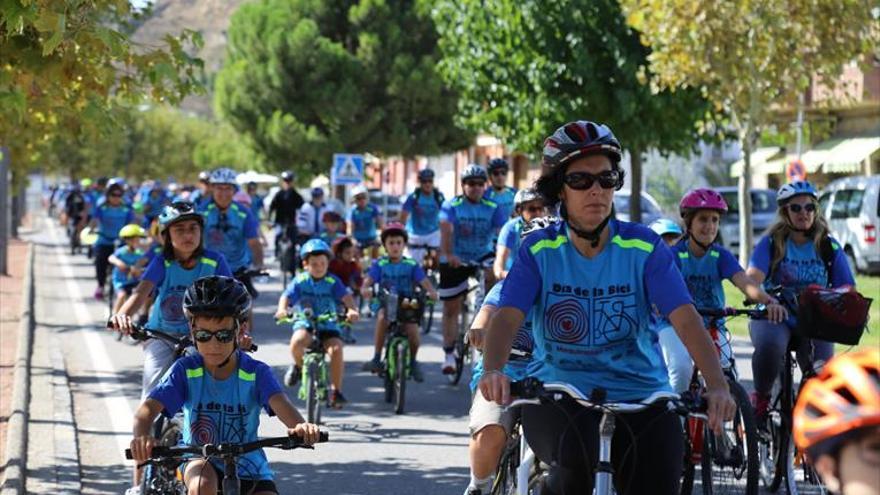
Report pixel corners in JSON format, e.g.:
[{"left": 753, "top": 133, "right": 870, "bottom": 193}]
[
  {"left": 629, "top": 147, "right": 643, "bottom": 224},
  {"left": 738, "top": 134, "right": 754, "bottom": 269}
]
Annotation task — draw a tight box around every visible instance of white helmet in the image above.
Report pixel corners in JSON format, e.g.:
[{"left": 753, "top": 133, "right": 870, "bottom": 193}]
[
  {"left": 351, "top": 185, "right": 369, "bottom": 197},
  {"left": 209, "top": 167, "right": 238, "bottom": 185},
  {"left": 514, "top": 188, "right": 542, "bottom": 207}
]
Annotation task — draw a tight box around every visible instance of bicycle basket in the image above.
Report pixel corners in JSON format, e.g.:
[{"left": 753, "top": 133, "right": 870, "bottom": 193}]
[{"left": 796, "top": 284, "right": 873, "bottom": 346}]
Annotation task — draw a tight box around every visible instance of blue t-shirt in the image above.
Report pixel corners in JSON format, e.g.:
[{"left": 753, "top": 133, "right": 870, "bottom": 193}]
[
  {"left": 470, "top": 280, "right": 535, "bottom": 392},
  {"left": 111, "top": 245, "right": 145, "bottom": 289},
  {"left": 439, "top": 196, "right": 506, "bottom": 263},
  {"left": 484, "top": 186, "right": 517, "bottom": 220},
  {"left": 143, "top": 191, "right": 169, "bottom": 220},
  {"left": 93, "top": 203, "right": 135, "bottom": 246},
  {"left": 140, "top": 242, "right": 164, "bottom": 267},
  {"left": 670, "top": 240, "right": 741, "bottom": 326},
  {"left": 142, "top": 250, "right": 232, "bottom": 333},
  {"left": 282, "top": 272, "right": 349, "bottom": 332},
  {"left": 249, "top": 194, "right": 264, "bottom": 220},
  {"left": 749, "top": 235, "right": 853, "bottom": 291},
  {"left": 498, "top": 220, "right": 692, "bottom": 401},
  {"left": 402, "top": 189, "right": 444, "bottom": 235},
  {"left": 200, "top": 201, "right": 259, "bottom": 272},
  {"left": 319, "top": 231, "right": 344, "bottom": 246},
  {"left": 498, "top": 217, "right": 525, "bottom": 271},
  {"left": 365, "top": 256, "right": 426, "bottom": 297},
  {"left": 347, "top": 204, "right": 380, "bottom": 242},
  {"left": 148, "top": 352, "right": 282, "bottom": 481}
]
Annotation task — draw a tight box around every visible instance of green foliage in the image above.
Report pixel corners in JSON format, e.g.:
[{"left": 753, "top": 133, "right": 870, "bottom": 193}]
[{"left": 215, "top": 0, "right": 471, "bottom": 177}]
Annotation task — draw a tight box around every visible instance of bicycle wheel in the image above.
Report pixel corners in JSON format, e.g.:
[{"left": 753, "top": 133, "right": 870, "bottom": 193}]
[
  {"left": 448, "top": 333, "right": 466, "bottom": 386},
  {"left": 393, "top": 341, "right": 407, "bottom": 414},
  {"left": 680, "top": 413, "right": 705, "bottom": 495},
  {"left": 421, "top": 272, "right": 438, "bottom": 334},
  {"left": 491, "top": 436, "right": 521, "bottom": 495},
  {"left": 760, "top": 372, "right": 796, "bottom": 493},
  {"left": 700, "top": 380, "right": 759, "bottom": 494},
  {"left": 305, "top": 365, "right": 320, "bottom": 424}
]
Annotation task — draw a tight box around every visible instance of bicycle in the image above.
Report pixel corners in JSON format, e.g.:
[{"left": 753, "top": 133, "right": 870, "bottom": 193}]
[
  {"left": 276, "top": 309, "right": 336, "bottom": 424},
  {"left": 507, "top": 378, "right": 706, "bottom": 495},
  {"left": 368, "top": 287, "right": 423, "bottom": 414},
  {"left": 681, "top": 307, "right": 764, "bottom": 495},
  {"left": 408, "top": 243, "right": 438, "bottom": 335},
  {"left": 125, "top": 431, "right": 329, "bottom": 495},
  {"left": 274, "top": 223, "right": 299, "bottom": 288},
  {"left": 449, "top": 257, "right": 492, "bottom": 386},
  {"left": 233, "top": 267, "right": 270, "bottom": 300}
]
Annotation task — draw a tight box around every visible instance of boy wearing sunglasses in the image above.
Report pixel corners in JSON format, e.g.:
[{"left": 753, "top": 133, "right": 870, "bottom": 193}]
[
  {"left": 493, "top": 188, "right": 546, "bottom": 280},
  {"left": 484, "top": 158, "right": 518, "bottom": 220},
  {"left": 129, "top": 276, "right": 321, "bottom": 495}
]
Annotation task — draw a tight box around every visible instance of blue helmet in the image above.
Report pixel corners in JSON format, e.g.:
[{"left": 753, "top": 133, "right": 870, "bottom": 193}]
[
  {"left": 543, "top": 120, "right": 622, "bottom": 169},
  {"left": 649, "top": 218, "right": 684, "bottom": 237},
  {"left": 418, "top": 168, "right": 435, "bottom": 181},
  {"left": 777, "top": 181, "right": 817, "bottom": 205},
  {"left": 158, "top": 201, "right": 203, "bottom": 232},
  {"left": 487, "top": 158, "right": 509, "bottom": 172},
  {"left": 300, "top": 239, "right": 331, "bottom": 259},
  {"left": 461, "top": 164, "right": 488, "bottom": 183},
  {"left": 310, "top": 187, "right": 324, "bottom": 198}
]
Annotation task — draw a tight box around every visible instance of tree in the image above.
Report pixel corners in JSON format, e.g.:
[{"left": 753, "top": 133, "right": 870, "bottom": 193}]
[
  {"left": 432, "top": 0, "right": 710, "bottom": 222},
  {"left": 621, "top": 0, "right": 880, "bottom": 265},
  {"left": 215, "top": 0, "right": 472, "bottom": 177}
]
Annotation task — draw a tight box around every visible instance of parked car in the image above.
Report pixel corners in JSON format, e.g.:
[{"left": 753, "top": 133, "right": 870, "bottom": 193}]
[
  {"left": 712, "top": 186, "right": 777, "bottom": 257},
  {"left": 368, "top": 189, "right": 403, "bottom": 222},
  {"left": 818, "top": 175, "right": 880, "bottom": 275},
  {"left": 612, "top": 190, "right": 664, "bottom": 225}
]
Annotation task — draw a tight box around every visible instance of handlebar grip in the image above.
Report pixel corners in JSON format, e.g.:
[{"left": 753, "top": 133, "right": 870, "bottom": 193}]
[
  {"left": 247, "top": 343, "right": 258, "bottom": 353},
  {"left": 318, "top": 431, "right": 330, "bottom": 443},
  {"left": 125, "top": 448, "right": 133, "bottom": 460},
  {"left": 509, "top": 377, "right": 543, "bottom": 399}
]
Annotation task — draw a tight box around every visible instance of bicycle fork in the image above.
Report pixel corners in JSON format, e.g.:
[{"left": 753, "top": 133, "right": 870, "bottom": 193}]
[
  {"left": 516, "top": 430, "right": 536, "bottom": 495},
  {"left": 594, "top": 413, "right": 616, "bottom": 495}
]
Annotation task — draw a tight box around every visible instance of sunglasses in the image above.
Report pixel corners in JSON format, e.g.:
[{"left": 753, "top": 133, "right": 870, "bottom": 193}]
[
  {"left": 787, "top": 203, "right": 816, "bottom": 213},
  {"left": 464, "top": 180, "right": 486, "bottom": 188},
  {"left": 491, "top": 169, "right": 508, "bottom": 176},
  {"left": 109, "top": 193, "right": 123, "bottom": 198},
  {"left": 171, "top": 201, "right": 196, "bottom": 213},
  {"left": 523, "top": 205, "right": 545, "bottom": 214},
  {"left": 562, "top": 170, "right": 621, "bottom": 190},
  {"left": 192, "top": 328, "right": 236, "bottom": 344}
]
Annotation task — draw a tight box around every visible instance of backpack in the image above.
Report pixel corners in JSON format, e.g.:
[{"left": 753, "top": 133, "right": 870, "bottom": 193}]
[
  {"left": 768, "top": 236, "right": 835, "bottom": 287},
  {"left": 414, "top": 188, "right": 443, "bottom": 208}
]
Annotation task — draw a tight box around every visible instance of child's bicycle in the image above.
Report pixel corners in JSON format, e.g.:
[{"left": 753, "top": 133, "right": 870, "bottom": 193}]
[
  {"left": 125, "top": 431, "right": 329, "bottom": 495},
  {"left": 277, "top": 308, "right": 338, "bottom": 424},
  {"left": 368, "top": 287, "right": 424, "bottom": 414}
]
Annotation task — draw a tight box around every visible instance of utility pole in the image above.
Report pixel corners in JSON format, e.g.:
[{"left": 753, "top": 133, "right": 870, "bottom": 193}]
[{"left": 0, "top": 146, "right": 10, "bottom": 275}]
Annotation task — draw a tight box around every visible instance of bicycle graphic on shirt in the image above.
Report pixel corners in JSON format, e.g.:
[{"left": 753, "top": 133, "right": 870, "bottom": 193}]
[{"left": 543, "top": 293, "right": 638, "bottom": 347}]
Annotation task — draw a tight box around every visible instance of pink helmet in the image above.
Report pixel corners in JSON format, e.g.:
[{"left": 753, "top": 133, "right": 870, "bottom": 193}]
[{"left": 679, "top": 188, "right": 728, "bottom": 219}]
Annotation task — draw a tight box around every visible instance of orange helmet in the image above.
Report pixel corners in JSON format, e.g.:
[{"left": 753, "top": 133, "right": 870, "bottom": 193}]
[{"left": 793, "top": 348, "right": 880, "bottom": 458}]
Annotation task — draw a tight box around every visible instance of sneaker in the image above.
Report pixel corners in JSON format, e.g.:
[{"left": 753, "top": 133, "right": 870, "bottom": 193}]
[
  {"left": 342, "top": 326, "right": 357, "bottom": 344},
  {"left": 463, "top": 488, "right": 483, "bottom": 495},
  {"left": 124, "top": 487, "right": 141, "bottom": 495},
  {"left": 93, "top": 286, "right": 104, "bottom": 300},
  {"left": 410, "top": 360, "right": 424, "bottom": 383},
  {"left": 361, "top": 357, "right": 382, "bottom": 373},
  {"left": 442, "top": 353, "right": 456, "bottom": 375},
  {"left": 751, "top": 391, "right": 770, "bottom": 422},
  {"left": 283, "top": 365, "right": 301, "bottom": 387},
  {"left": 329, "top": 389, "right": 347, "bottom": 409}
]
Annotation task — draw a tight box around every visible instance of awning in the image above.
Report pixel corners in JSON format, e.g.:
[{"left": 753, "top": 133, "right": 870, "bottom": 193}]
[
  {"left": 799, "top": 139, "right": 841, "bottom": 173},
  {"left": 823, "top": 137, "right": 880, "bottom": 174},
  {"left": 235, "top": 170, "right": 278, "bottom": 184},
  {"left": 729, "top": 147, "right": 784, "bottom": 178}
]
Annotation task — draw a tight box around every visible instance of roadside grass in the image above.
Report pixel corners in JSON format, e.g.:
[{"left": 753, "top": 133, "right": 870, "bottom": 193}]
[{"left": 722, "top": 274, "right": 879, "bottom": 352}]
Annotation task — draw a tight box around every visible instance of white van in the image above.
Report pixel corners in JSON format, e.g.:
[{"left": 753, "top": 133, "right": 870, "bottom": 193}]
[{"left": 818, "top": 175, "right": 880, "bottom": 275}]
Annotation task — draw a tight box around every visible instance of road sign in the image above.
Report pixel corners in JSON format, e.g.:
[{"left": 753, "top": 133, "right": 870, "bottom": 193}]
[
  {"left": 786, "top": 159, "right": 807, "bottom": 182},
  {"left": 331, "top": 153, "right": 364, "bottom": 185}
]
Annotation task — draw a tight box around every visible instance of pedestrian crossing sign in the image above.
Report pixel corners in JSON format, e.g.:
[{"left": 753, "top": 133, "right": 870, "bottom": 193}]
[{"left": 331, "top": 153, "right": 364, "bottom": 185}]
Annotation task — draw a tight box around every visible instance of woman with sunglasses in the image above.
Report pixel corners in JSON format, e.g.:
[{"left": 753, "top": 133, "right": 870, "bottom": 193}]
[
  {"left": 478, "top": 120, "right": 735, "bottom": 495},
  {"left": 89, "top": 182, "right": 136, "bottom": 300},
  {"left": 493, "top": 188, "right": 546, "bottom": 280},
  {"left": 746, "top": 180, "right": 854, "bottom": 421}
]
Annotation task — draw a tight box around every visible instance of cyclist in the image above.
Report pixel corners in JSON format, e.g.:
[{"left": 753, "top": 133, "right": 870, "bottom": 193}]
[
  {"left": 484, "top": 158, "right": 517, "bottom": 220},
  {"left": 62, "top": 181, "right": 88, "bottom": 243},
  {"left": 438, "top": 164, "right": 506, "bottom": 375},
  {"left": 656, "top": 189, "right": 786, "bottom": 393},
  {"left": 320, "top": 210, "right": 346, "bottom": 245},
  {"left": 89, "top": 182, "right": 135, "bottom": 300},
  {"left": 274, "top": 239, "right": 359, "bottom": 408},
  {"left": 493, "top": 188, "right": 546, "bottom": 280},
  {"left": 746, "top": 180, "right": 854, "bottom": 420},
  {"left": 188, "top": 171, "right": 211, "bottom": 208},
  {"left": 108, "top": 224, "right": 146, "bottom": 316},
  {"left": 347, "top": 185, "right": 383, "bottom": 260},
  {"left": 649, "top": 218, "right": 683, "bottom": 246},
  {"left": 400, "top": 168, "right": 445, "bottom": 265},
  {"left": 129, "top": 276, "right": 321, "bottom": 495},
  {"left": 268, "top": 171, "right": 304, "bottom": 243},
  {"left": 245, "top": 181, "right": 265, "bottom": 220},
  {"left": 793, "top": 348, "right": 880, "bottom": 495},
  {"left": 140, "top": 181, "right": 170, "bottom": 228},
  {"left": 328, "top": 237, "right": 364, "bottom": 299},
  {"left": 200, "top": 167, "right": 264, "bottom": 298},
  {"left": 478, "top": 120, "right": 735, "bottom": 495},
  {"left": 297, "top": 187, "right": 332, "bottom": 241},
  {"left": 361, "top": 223, "right": 439, "bottom": 382},
  {"left": 109, "top": 202, "right": 232, "bottom": 399}
]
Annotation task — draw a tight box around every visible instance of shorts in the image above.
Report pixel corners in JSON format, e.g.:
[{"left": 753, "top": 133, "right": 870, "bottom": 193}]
[
  {"left": 291, "top": 322, "right": 342, "bottom": 340},
  {"left": 181, "top": 461, "right": 278, "bottom": 494},
  {"left": 438, "top": 264, "right": 479, "bottom": 300},
  {"left": 407, "top": 230, "right": 440, "bottom": 260},
  {"left": 468, "top": 390, "right": 518, "bottom": 437},
  {"left": 113, "top": 280, "right": 139, "bottom": 292}
]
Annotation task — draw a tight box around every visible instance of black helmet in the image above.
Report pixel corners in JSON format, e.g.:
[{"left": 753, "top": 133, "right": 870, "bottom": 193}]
[
  {"left": 417, "top": 169, "right": 435, "bottom": 181},
  {"left": 487, "top": 158, "right": 509, "bottom": 172},
  {"left": 183, "top": 276, "right": 252, "bottom": 321},
  {"left": 281, "top": 170, "right": 295, "bottom": 182}
]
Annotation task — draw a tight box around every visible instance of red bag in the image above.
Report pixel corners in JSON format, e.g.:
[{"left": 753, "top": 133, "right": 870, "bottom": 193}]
[{"left": 796, "top": 285, "right": 873, "bottom": 345}]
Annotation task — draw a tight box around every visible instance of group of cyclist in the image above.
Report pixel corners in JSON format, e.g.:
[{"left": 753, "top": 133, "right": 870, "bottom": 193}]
[{"left": 48, "top": 117, "right": 878, "bottom": 495}]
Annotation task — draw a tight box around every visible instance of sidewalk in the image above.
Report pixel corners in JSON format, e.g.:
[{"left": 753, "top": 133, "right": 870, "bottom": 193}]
[{"left": 0, "top": 238, "right": 30, "bottom": 480}]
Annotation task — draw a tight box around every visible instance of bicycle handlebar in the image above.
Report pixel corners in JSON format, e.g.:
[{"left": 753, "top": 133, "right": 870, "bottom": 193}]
[
  {"left": 697, "top": 307, "right": 768, "bottom": 319},
  {"left": 235, "top": 268, "right": 270, "bottom": 279},
  {"left": 126, "top": 432, "right": 329, "bottom": 462}
]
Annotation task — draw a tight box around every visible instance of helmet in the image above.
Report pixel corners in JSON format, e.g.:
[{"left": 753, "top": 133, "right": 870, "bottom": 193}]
[
  {"left": 80, "top": 178, "right": 93, "bottom": 188},
  {"left": 280, "top": 171, "right": 295, "bottom": 182},
  {"left": 108, "top": 177, "right": 126, "bottom": 188},
  {"left": 793, "top": 348, "right": 880, "bottom": 458},
  {"left": 322, "top": 210, "right": 343, "bottom": 223},
  {"left": 514, "top": 188, "right": 542, "bottom": 207},
  {"left": 233, "top": 190, "right": 252, "bottom": 206},
  {"left": 418, "top": 169, "right": 435, "bottom": 181},
  {"left": 300, "top": 238, "right": 331, "bottom": 259},
  {"left": 96, "top": 176, "right": 109, "bottom": 187},
  {"left": 461, "top": 164, "right": 488, "bottom": 183},
  {"left": 542, "top": 120, "right": 622, "bottom": 169},
  {"left": 351, "top": 185, "right": 369, "bottom": 198},
  {"left": 119, "top": 224, "right": 146, "bottom": 238},
  {"left": 106, "top": 182, "right": 125, "bottom": 195},
  {"left": 209, "top": 167, "right": 238, "bottom": 185},
  {"left": 183, "top": 276, "right": 252, "bottom": 322},
  {"left": 198, "top": 171, "right": 210, "bottom": 182},
  {"left": 649, "top": 218, "right": 684, "bottom": 237},
  {"left": 522, "top": 216, "right": 562, "bottom": 238},
  {"left": 158, "top": 202, "right": 204, "bottom": 232},
  {"left": 777, "top": 181, "right": 818, "bottom": 205},
  {"left": 381, "top": 222, "right": 408, "bottom": 243},
  {"left": 679, "top": 188, "right": 728, "bottom": 218},
  {"left": 487, "top": 158, "right": 509, "bottom": 172},
  {"left": 310, "top": 187, "right": 324, "bottom": 198}
]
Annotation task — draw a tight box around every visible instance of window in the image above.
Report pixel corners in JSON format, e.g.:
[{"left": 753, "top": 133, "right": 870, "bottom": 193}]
[
  {"left": 818, "top": 193, "right": 831, "bottom": 215},
  {"left": 751, "top": 191, "right": 777, "bottom": 213},
  {"left": 845, "top": 189, "right": 865, "bottom": 218},
  {"left": 830, "top": 190, "right": 852, "bottom": 219}
]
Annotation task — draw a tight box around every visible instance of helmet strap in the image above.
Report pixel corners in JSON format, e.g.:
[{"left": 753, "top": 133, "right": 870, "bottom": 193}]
[
  {"left": 566, "top": 214, "right": 612, "bottom": 248},
  {"left": 688, "top": 233, "right": 713, "bottom": 253}
]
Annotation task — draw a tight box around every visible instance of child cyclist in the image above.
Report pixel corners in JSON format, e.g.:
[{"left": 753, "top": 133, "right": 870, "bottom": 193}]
[
  {"left": 108, "top": 224, "right": 147, "bottom": 316},
  {"left": 360, "top": 223, "right": 439, "bottom": 382},
  {"left": 129, "top": 276, "right": 322, "bottom": 495},
  {"left": 657, "top": 189, "right": 787, "bottom": 392},
  {"left": 275, "top": 239, "right": 359, "bottom": 408},
  {"left": 319, "top": 211, "right": 346, "bottom": 245}
]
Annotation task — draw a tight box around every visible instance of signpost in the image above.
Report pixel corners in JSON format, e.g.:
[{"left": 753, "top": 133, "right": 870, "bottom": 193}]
[
  {"left": 331, "top": 153, "right": 364, "bottom": 186},
  {"left": 786, "top": 159, "right": 807, "bottom": 183},
  {"left": 0, "top": 146, "right": 9, "bottom": 275}
]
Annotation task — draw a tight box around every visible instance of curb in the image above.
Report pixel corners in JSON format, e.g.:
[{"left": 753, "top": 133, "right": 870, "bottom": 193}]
[{"left": 1, "top": 243, "right": 34, "bottom": 495}]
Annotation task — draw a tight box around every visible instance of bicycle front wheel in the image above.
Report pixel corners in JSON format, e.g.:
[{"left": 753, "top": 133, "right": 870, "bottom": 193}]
[
  {"left": 700, "top": 379, "right": 759, "bottom": 494},
  {"left": 305, "top": 367, "right": 320, "bottom": 424},
  {"left": 448, "top": 333, "right": 466, "bottom": 386},
  {"left": 394, "top": 342, "right": 408, "bottom": 414}
]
